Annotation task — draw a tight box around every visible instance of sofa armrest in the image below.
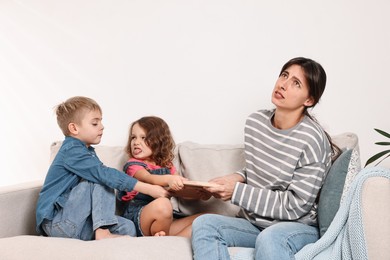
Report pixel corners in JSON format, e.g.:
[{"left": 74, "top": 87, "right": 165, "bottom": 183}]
[
  {"left": 0, "top": 181, "right": 43, "bottom": 238},
  {"left": 362, "top": 176, "right": 390, "bottom": 260}
]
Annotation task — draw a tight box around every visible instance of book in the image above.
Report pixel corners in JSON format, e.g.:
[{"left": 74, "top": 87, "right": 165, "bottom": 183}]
[
  {"left": 167, "top": 180, "right": 218, "bottom": 199},
  {"left": 182, "top": 180, "right": 219, "bottom": 188}
]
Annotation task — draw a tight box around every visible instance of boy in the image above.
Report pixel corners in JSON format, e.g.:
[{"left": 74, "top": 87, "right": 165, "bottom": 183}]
[{"left": 36, "top": 96, "right": 169, "bottom": 240}]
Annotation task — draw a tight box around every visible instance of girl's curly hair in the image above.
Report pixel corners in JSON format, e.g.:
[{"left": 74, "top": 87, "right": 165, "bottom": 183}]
[{"left": 125, "top": 116, "right": 175, "bottom": 168}]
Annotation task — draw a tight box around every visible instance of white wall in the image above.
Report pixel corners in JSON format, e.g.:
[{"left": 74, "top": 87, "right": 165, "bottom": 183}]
[{"left": 1, "top": 0, "right": 389, "bottom": 187}]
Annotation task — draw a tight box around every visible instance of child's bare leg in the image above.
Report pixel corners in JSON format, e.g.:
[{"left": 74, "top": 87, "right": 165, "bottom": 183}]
[
  {"left": 169, "top": 213, "right": 203, "bottom": 238},
  {"left": 95, "top": 228, "right": 126, "bottom": 240},
  {"left": 140, "top": 198, "right": 173, "bottom": 236}
]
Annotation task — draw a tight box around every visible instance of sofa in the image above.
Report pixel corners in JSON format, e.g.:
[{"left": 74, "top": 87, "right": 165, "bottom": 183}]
[{"left": 1, "top": 132, "right": 389, "bottom": 259}]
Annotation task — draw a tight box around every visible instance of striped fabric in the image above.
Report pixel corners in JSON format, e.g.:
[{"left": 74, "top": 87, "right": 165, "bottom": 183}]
[{"left": 231, "top": 110, "right": 332, "bottom": 228}]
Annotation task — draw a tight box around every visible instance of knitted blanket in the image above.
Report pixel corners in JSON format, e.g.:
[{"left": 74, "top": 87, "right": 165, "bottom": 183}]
[{"left": 295, "top": 167, "right": 390, "bottom": 260}]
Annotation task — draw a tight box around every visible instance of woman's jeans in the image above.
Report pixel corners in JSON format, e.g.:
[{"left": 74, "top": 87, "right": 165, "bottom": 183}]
[
  {"left": 192, "top": 214, "right": 319, "bottom": 260},
  {"left": 42, "top": 181, "right": 136, "bottom": 240}
]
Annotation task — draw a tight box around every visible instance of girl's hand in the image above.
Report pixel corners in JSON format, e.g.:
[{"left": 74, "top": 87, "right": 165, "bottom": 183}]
[{"left": 166, "top": 175, "right": 187, "bottom": 191}]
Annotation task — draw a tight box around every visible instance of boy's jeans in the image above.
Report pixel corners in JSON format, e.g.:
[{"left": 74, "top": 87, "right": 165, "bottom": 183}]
[
  {"left": 42, "top": 181, "right": 136, "bottom": 240},
  {"left": 191, "top": 214, "right": 319, "bottom": 260}
]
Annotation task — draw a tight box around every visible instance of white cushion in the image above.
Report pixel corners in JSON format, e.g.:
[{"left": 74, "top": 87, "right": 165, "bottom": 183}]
[
  {"left": 173, "top": 141, "right": 245, "bottom": 216},
  {"left": 50, "top": 141, "right": 128, "bottom": 171}
]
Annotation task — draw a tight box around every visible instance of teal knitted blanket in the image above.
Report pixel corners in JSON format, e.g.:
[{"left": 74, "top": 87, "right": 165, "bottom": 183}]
[{"left": 295, "top": 167, "right": 390, "bottom": 260}]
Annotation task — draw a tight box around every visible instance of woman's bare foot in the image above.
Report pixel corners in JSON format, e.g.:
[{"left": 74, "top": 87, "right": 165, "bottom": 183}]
[
  {"left": 95, "top": 228, "right": 126, "bottom": 240},
  {"left": 154, "top": 231, "right": 166, "bottom": 236}
]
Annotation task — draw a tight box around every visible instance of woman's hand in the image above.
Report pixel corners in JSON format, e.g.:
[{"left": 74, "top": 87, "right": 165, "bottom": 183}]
[{"left": 205, "top": 173, "right": 244, "bottom": 201}]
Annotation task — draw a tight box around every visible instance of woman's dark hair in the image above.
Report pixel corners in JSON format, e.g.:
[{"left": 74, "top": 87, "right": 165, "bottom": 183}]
[{"left": 281, "top": 57, "right": 341, "bottom": 161}]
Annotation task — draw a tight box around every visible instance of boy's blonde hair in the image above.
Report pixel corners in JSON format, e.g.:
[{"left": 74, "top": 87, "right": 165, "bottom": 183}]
[{"left": 55, "top": 96, "right": 102, "bottom": 136}]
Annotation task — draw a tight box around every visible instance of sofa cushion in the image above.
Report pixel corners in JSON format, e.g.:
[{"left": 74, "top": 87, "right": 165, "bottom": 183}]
[
  {"left": 318, "top": 132, "right": 361, "bottom": 236},
  {"left": 50, "top": 141, "right": 129, "bottom": 171},
  {"left": 317, "top": 131, "right": 361, "bottom": 237},
  {"left": 340, "top": 148, "right": 362, "bottom": 203},
  {"left": 173, "top": 142, "right": 245, "bottom": 217},
  {"left": 0, "top": 235, "right": 192, "bottom": 260},
  {"left": 317, "top": 149, "right": 352, "bottom": 237},
  {"left": 331, "top": 132, "right": 359, "bottom": 152}
]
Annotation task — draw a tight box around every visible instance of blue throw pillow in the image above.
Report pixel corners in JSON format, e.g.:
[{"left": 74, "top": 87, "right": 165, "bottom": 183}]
[{"left": 317, "top": 149, "right": 352, "bottom": 237}]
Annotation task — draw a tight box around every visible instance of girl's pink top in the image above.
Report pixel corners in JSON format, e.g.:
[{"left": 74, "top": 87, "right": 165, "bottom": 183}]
[{"left": 121, "top": 158, "right": 176, "bottom": 201}]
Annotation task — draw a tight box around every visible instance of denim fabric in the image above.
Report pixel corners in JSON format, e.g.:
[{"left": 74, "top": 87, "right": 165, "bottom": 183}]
[
  {"left": 42, "top": 181, "right": 136, "bottom": 240},
  {"left": 123, "top": 161, "right": 172, "bottom": 176},
  {"left": 36, "top": 136, "right": 138, "bottom": 235},
  {"left": 121, "top": 161, "right": 173, "bottom": 236},
  {"left": 122, "top": 199, "right": 150, "bottom": 236},
  {"left": 192, "top": 214, "right": 319, "bottom": 260},
  {"left": 119, "top": 160, "right": 172, "bottom": 202}
]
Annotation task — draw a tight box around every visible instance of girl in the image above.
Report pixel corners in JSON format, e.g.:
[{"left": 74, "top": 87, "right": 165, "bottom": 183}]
[
  {"left": 191, "top": 57, "right": 341, "bottom": 259},
  {"left": 120, "top": 116, "right": 202, "bottom": 237}
]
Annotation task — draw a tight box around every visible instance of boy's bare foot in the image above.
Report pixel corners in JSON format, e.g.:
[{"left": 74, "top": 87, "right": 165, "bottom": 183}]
[
  {"left": 95, "top": 228, "right": 126, "bottom": 240},
  {"left": 154, "top": 231, "right": 166, "bottom": 236}
]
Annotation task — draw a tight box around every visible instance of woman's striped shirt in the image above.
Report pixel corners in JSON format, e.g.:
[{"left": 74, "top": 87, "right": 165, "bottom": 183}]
[{"left": 231, "top": 110, "right": 332, "bottom": 228}]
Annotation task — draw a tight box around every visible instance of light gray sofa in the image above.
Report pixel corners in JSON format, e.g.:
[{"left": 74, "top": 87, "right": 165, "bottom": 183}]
[{"left": 1, "top": 132, "right": 389, "bottom": 259}]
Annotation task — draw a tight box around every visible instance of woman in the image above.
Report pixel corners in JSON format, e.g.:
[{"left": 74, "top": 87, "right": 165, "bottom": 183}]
[{"left": 191, "top": 57, "right": 340, "bottom": 259}]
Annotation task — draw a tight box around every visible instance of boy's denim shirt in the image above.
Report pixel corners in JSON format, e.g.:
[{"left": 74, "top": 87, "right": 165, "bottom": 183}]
[{"left": 35, "top": 136, "right": 137, "bottom": 235}]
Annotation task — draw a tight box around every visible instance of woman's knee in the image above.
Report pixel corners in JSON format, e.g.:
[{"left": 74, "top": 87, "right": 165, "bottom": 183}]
[
  {"left": 192, "top": 213, "right": 221, "bottom": 231},
  {"left": 255, "top": 222, "right": 319, "bottom": 259},
  {"left": 255, "top": 225, "right": 293, "bottom": 259}
]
